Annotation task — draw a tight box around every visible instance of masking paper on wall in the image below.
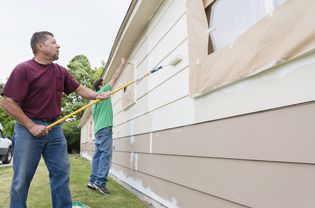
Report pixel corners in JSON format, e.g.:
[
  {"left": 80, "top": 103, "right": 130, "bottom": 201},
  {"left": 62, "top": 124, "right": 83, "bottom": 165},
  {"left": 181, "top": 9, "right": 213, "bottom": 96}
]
[{"left": 187, "top": 0, "right": 315, "bottom": 97}]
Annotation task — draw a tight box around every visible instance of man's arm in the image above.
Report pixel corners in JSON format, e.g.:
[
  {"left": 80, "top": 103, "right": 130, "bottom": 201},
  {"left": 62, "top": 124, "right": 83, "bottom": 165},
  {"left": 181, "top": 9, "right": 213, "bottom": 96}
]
[
  {"left": 109, "top": 58, "right": 127, "bottom": 87},
  {"left": 1, "top": 96, "right": 48, "bottom": 137},
  {"left": 75, "top": 85, "right": 109, "bottom": 100}
]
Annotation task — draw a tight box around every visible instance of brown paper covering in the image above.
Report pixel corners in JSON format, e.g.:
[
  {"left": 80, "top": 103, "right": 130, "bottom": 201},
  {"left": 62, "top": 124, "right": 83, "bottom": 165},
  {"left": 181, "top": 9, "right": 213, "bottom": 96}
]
[{"left": 187, "top": 0, "right": 315, "bottom": 97}]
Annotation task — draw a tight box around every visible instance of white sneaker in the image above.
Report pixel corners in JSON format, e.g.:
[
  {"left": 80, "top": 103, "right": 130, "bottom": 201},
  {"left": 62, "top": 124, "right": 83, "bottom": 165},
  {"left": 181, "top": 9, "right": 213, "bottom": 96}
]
[{"left": 86, "top": 182, "right": 96, "bottom": 190}]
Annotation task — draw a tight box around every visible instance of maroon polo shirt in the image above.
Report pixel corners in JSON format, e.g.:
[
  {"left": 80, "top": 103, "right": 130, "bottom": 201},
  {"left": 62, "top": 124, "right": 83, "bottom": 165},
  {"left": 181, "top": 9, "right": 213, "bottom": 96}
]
[{"left": 1, "top": 59, "right": 80, "bottom": 119}]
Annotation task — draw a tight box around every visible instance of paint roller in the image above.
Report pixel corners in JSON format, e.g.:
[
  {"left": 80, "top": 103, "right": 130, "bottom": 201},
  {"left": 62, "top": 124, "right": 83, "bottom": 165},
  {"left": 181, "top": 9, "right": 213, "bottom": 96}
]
[
  {"left": 167, "top": 55, "right": 182, "bottom": 67},
  {"left": 47, "top": 55, "right": 182, "bottom": 129}
]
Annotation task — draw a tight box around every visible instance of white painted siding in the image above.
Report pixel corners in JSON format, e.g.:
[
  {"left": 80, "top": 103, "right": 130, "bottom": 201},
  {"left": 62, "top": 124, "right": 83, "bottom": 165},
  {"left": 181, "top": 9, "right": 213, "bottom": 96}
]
[{"left": 112, "top": 0, "right": 315, "bottom": 138}]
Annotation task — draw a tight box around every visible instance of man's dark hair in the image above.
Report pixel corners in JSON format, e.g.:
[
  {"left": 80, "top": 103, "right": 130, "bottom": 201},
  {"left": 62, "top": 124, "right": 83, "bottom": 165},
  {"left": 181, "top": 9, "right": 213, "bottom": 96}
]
[
  {"left": 93, "top": 79, "right": 103, "bottom": 91},
  {"left": 30, "top": 31, "right": 54, "bottom": 54}
]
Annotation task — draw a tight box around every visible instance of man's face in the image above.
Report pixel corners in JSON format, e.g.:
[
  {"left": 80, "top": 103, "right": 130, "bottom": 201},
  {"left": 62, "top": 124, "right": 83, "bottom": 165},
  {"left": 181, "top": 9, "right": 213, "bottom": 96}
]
[{"left": 40, "top": 35, "right": 60, "bottom": 61}]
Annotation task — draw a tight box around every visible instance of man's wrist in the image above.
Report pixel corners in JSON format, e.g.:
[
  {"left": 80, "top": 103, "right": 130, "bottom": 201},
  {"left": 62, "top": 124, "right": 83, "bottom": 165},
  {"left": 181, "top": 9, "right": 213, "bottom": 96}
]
[{"left": 24, "top": 120, "right": 36, "bottom": 130}]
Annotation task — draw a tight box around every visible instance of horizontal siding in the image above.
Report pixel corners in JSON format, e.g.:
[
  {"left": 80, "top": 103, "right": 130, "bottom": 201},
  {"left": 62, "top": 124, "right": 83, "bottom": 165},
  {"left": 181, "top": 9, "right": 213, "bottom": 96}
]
[
  {"left": 80, "top": 124, "right": 88, "bottom": 143},
  {"left": 129, "top": 0, "right": 175, "bottom": 60},
  {"left": 130, "top": 0, "right": 186, "bottom": 67},
  {"left": 112, "top": 102, "right": 315, "bottom": 207},
  {"left": 134, "top": 14, "right": 187, "bottom": 99},
  {"left": 80, "top": 141, "right": 93, "bottom": 161},
  {"left": 112, "top": 151, "right": 315, "bottom": 208},
  {"left": 112, "top": 38, "right": 189, "bottom": 118},
  {"left": 114, "top": 67, "right": 189, "bottom": 128},
  {"left": 110, "top": 163, "right": 248, "bottom": 208},
  {"left": 114, "top": 102, "right": 315, "bottom": 164},
  {"left": 111, "top": 0, "right": 186, "bottom": 106},
  {"left": 113, "top": 50, "right": 315, "bottom": 138}
]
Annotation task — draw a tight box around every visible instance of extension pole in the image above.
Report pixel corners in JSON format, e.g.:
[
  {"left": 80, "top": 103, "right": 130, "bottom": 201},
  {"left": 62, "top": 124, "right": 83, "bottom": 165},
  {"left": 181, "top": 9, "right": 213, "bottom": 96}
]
[{"left": 47, "top": 66, "right": 162, "bottom": 129}]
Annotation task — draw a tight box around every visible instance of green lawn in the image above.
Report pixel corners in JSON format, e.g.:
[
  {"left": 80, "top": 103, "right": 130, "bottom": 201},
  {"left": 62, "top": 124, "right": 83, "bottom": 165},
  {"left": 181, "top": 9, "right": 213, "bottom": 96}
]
[{"left": 0, "top": 155, "right": 149, "bottom": 208}]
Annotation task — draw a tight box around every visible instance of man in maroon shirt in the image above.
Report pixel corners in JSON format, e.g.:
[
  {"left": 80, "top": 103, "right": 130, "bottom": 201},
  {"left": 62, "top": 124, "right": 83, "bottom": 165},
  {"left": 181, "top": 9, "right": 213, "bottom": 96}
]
[{"left": 1, "top": 31, "right": 108, "bottom": 208}]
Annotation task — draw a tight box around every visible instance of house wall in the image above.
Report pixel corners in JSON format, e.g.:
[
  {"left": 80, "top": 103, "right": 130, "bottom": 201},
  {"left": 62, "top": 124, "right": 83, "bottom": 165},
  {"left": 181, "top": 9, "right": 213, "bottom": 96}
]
[
  {"left": 80, "top": 115, "right": 94, "bottom": 161},
  {"left": 81, "top": 0, "right": 315, "bottom": 207}
]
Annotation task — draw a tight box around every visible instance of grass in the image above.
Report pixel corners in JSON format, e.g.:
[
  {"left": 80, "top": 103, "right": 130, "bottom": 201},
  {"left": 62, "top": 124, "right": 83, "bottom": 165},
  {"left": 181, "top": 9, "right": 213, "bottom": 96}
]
[{"left": 0, "top": 155, "right": 149, "bottom": 208}]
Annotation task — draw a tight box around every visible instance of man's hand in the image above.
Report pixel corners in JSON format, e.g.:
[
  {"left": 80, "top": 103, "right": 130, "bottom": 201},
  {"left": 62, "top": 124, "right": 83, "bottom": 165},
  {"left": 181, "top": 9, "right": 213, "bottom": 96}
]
[
  {"left": 121, "top": 58, "right": 127, "bottom": 65},
  {"left": 28, "top": 123, "right": 49, "bottom": 137},
  {"left": 97, "top": 91, "right": 110, "bottom": 100},
  {"left": 109, "top": 58, "right": 128, "bottom": 87}
]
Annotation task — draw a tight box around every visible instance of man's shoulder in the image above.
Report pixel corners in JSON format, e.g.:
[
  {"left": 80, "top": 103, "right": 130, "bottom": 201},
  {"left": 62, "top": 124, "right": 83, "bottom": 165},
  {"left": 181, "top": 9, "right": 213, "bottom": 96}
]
[
  {"left": 16, "top": 59, "right": 32, "bottom": 67},
  {"left": 53, "top": 63, "right": 67, "bottom": 72},
  {"left": 13, "top": 59, "right": 33, "bottom": 74},
  {"left": 53, "top": 63, "right": 73, "bottom": 79}
]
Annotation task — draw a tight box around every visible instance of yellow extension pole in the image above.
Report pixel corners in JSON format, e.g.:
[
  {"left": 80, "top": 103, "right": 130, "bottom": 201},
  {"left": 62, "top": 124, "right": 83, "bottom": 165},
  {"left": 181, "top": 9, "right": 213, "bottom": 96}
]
[{"left": 47, "top": 71, "right": 151, "bottom": 129}]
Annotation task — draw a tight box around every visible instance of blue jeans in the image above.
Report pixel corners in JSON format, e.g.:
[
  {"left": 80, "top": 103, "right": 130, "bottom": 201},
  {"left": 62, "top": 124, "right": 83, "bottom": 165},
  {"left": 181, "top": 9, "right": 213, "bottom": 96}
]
[
  {"left": 10, "top": 120, "right": 72, "bottom": 208},
  {"left": 89, "top": 127, "right": 112, "bottom": 186}
]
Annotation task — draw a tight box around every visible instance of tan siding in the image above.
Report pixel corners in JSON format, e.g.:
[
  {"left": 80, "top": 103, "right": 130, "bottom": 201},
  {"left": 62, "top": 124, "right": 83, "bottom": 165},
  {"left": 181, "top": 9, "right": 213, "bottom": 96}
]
[
  {"left": 113, "top": 152, "right": 315, "bottom": 208},
  {"left": 80, "top": 116, "right": 95, "bottom": 159},
  {"left": 113, "top": 134, "right": 150, "bottom": 153},
  {"left": 113, "top": 102, "right": 315, "bottom": 163},
  {"left": 111, "top": 163, "right": 248, "bottom": 208},
  {"left": 112, "top": 102, "right": 315, "bottom": 207},
  {"left": 151, "top": 101, "right": 315, "bottom": 164}
]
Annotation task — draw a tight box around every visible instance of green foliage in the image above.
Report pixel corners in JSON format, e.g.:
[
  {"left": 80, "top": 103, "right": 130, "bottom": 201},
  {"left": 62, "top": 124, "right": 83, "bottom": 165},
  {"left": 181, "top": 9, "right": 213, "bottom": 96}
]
[
  {"left": 62, "top": 55, "right": 94, "bottom": 119},
  {"left": 0, "top": 83, "right": 14, "bottom": 137},
  {"left": 62, "top": 120, "right": 80, "bottom": 153},
  {"left": 0, "top": 105, "right": 14, "bottom": 137},
  {"left": 62, "top": 55, "right": 95, "bottom": 152},
  {"left": 92, "top": 66, "right": 104, "bottom": 81},
  {"left": 67, "top": 55, "right": 93, "bottom": 88}
]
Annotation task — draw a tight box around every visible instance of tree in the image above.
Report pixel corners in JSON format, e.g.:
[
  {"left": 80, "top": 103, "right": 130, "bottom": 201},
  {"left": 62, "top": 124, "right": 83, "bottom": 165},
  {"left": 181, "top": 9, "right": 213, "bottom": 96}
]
[
  {"left": 0, "top": 82, "right": 14, "bottom": 137},
  {"left": 62, "top": 55, "right": 94, "bottom": 119},
  {"left": 93, "top": 66, "right": 104, "bottom": 81},
  {"left": 62, "top": 120, "right": 81, "bottom": 153},
  {"left": 60, "top": 55, "right": 95, "bottom": 152},
  {"left": 92, "top": 60, "right": 106, "bottom": 80}
]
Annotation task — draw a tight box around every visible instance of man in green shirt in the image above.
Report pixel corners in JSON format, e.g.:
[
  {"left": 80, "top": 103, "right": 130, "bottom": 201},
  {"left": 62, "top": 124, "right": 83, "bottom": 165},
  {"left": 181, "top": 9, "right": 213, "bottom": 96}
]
[{"left": 87, "top": 58, "right": 127, "bottom": 194}]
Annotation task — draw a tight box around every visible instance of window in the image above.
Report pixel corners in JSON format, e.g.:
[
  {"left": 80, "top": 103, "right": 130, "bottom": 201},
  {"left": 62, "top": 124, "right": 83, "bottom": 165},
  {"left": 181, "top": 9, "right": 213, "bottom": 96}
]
[
  {"left": 187, "top": 0, "right": 314, "bottom": 97},
  {"left": 207, "top": 0, "right": 287, "bottom": 51}
]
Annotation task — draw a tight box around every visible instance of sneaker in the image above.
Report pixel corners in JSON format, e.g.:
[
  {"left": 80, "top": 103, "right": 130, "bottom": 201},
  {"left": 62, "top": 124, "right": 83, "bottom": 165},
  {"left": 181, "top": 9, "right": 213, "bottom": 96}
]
[
  {"left": 86, "top": 182, "right": 96, "bottom": 190},
  {"left": 94, "top": 184, "right": 110, "bottom": 195}
]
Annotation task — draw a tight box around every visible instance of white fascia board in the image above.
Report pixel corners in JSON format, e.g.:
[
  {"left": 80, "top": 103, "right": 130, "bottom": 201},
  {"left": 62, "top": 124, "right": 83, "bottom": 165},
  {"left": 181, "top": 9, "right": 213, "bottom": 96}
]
[{"left": 103, "top": 0, "right": 163, "bottom": 84}]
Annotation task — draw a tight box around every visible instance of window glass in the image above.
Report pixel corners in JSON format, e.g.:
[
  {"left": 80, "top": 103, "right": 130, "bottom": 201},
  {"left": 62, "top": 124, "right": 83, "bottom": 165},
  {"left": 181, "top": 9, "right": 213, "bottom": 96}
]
[
  {"left": 274, "top": 0, "right": 287, "bottom": 7},
  {"left": 209, "top": 0, "right": 286, "bottom": 50},
  {"left": 210, "top": 0, "right": 266, "bottom": 50}
]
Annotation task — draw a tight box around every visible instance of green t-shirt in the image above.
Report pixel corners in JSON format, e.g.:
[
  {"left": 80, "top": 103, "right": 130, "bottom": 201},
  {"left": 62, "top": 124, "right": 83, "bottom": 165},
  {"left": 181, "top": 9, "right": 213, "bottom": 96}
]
[{"left": 92, "top": 83, "right": 113, "bottom": 134}]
